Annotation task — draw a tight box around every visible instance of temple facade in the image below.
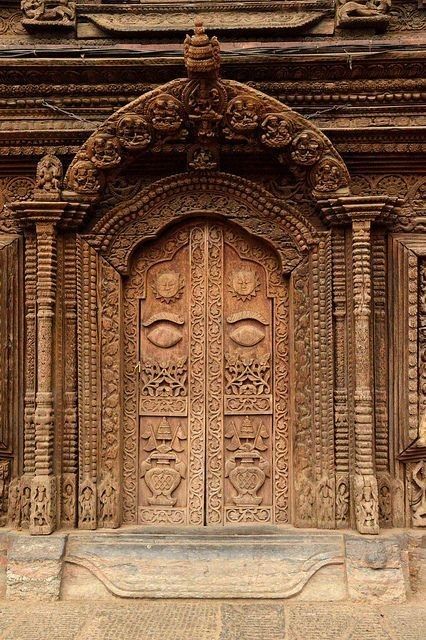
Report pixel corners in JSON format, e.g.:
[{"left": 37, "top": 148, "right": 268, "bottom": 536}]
[{"left": 0, "top": 0, "right": 425, "bottom": 601}]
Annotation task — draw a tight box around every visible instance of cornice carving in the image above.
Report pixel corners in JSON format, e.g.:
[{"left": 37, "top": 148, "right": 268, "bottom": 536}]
[{"left": 80, "top": 7, "right": 328, "bottom": 37}]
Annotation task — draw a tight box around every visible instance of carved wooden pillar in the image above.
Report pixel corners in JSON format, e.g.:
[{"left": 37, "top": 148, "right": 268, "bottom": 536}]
[
  {"left": 21, "top": 231, "right": 37, "bottom": 528},
  {"left": 30, "top": 220, "right": 59, "bottom": 534},
  {"left": 350, "top": 217, "right": 380, "bottom": 534},
  {"left": 331, "top": 227, "right": 351, "bottom": 528},
  {"left": 321, "top": 195, "right": 399, "bottom": 534}
]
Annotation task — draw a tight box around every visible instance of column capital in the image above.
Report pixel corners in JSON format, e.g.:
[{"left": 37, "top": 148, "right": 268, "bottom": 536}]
[
  {"left": 319, "top": 195, "right": 402, "bottom": 226},
  {"left": 9, "top": 200, "right": 89, "bottom": 231}
]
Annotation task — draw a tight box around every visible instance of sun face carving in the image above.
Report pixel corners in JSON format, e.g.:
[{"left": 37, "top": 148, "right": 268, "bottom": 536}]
[
  {"left": 152, "top": 271, "right": 185, "bottom": 304},
  {"left": 228, "top": 269, "right": 260, "bottom": 301}
]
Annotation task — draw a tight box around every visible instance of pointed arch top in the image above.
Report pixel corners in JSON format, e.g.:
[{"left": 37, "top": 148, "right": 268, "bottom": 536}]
[{"left": 64, "top": 21, "right": 350, "bottom": 204}]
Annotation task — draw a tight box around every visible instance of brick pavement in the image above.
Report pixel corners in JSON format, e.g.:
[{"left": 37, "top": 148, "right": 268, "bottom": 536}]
[{"left": 0, "top": 601, "right": 425, "bottom": 640}]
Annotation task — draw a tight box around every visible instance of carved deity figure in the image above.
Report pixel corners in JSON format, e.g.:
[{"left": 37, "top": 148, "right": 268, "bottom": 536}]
[
  {"left": 355, "top": 475, "right": 379, "bottom": 532},
  {"left": 0, "top": 460, "right": 9, "bottom": 519},
  {"left": 35, "top": 154, "right": 62, "bottom": 198},
  {"left": 99, "top": 480, "right": 117, "bottom": 526},
  {"left": 227, "top": 96, "right": 259, "bottom": 132},
  {"left": 7, "top": 479, "right": 21, "bottom": 528},
  {"left": 312, "top": 158, "right": 346, "bottom": 193},
  {"left": 291, "top": 131, "right": 323, "bottom": 166},
  {"left": 261, "top": 113, "right": 292, "bottom": 148},
  {"left": 32, "top": 485, "right": 49, "bottom": 527},
  {"left": 87, "top": 134, "right": 121, "bottom": 169},
  {"left": 116, "top": 114, "right": 151, "bottom": 149},
  {"left": 151, "top": 96, "right": 183, "bottom": 133},
  {"left": 336, "top": 480, "right": 349, "bottom": 524},
  {"left": 411, "top": 460, "right": 426, "bottom": 527},
  {"left": 79, "top": 485, "right": 96, "bottom": 524},
  {"left": 62, "top": 482, "right": 75, "bottom": 524},
  {"left": 188, "top": 147, "right": 217, "bottom": 171},
  {"left": 68, "top": 160, "right": 101, "bottom": 194},
  {"left": 20, "top": 485, "right": 31, "bottom": 527}
]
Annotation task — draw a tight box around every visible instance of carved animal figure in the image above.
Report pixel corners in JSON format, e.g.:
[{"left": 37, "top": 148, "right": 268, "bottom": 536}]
[{"left": 338, "top": 0, "right": 391, "bottom": 20}]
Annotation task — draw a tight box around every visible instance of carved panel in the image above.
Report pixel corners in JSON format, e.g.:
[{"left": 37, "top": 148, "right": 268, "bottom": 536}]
[
  {"left": 0, "top": 237, "right": 20, "bottom": 459},
  {"left": 99, "top": 260, "right": 121, "bottom": 528},
  {"left": 76, "top": 238, "right": 99, "bottom": 529}
]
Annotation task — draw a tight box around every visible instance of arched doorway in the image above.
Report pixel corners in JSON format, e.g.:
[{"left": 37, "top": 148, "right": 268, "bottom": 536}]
[{"left": 124, "top": 219, "right": 289, "bottom": 526}]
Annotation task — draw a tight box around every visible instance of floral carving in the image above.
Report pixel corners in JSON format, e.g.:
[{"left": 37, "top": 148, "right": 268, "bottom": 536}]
[
  {"left": 140, "top": 357, "right": 187, "bottom": 397},
  {"left": 140, "top": 418, "right": 187, "bottom": 507},
  {"left": 225, "top": 352, "right": 271, "bottom": 396}
]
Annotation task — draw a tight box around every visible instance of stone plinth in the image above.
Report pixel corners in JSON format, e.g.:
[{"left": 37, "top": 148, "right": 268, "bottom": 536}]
[{"left": 6, "top": 533, "right": 66, "bottom": 601}]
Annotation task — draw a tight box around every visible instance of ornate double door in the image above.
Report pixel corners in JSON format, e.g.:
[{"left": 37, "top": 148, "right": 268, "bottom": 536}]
[{"left": 131, "top": 220, "right": 290, "bottom": 526}]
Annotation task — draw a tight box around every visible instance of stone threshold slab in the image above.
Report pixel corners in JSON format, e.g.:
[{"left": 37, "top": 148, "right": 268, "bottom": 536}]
[{"left": 64, "top": 528, "right": 345, "bottom": 599}]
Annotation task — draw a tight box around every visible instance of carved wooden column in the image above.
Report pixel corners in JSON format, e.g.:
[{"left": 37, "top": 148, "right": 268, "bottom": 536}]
[
  {"left": 31, "top": 220, "right": 59, "bottom": 534},
  {"left": 11, "top": 155, "right": 68, "bottom": 534},
  {"left": 351, "top": 216, "right": 379, "bottom": 534},
  {"left": 321, "top": 196, "right": 399, "bottom": 534}
]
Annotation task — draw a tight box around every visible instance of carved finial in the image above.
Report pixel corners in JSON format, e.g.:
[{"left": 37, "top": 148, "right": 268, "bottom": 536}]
[{"left": 184, "top": 20, "right": 221, "bottom": 79}]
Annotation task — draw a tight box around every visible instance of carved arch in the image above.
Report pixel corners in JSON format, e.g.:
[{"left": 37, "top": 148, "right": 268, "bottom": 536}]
[
  {"left": 82, "top": 172, "right": 319, "bottom": 275},
  {"left": 63, "top": 25, "right": 350, "bottom": 208}
]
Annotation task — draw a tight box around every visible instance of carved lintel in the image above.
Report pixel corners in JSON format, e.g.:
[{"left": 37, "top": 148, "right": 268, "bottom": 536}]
[
  {"left": 29, "top": 475, "right": 56, "bottom": 535},
  {"left": 78, "top": 477, "right": 97, "bottom": 530}
]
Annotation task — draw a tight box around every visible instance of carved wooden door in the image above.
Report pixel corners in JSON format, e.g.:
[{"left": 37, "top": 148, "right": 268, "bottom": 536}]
[{"left": 135, "top": 221, "right": 289, "bottom": 526}]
